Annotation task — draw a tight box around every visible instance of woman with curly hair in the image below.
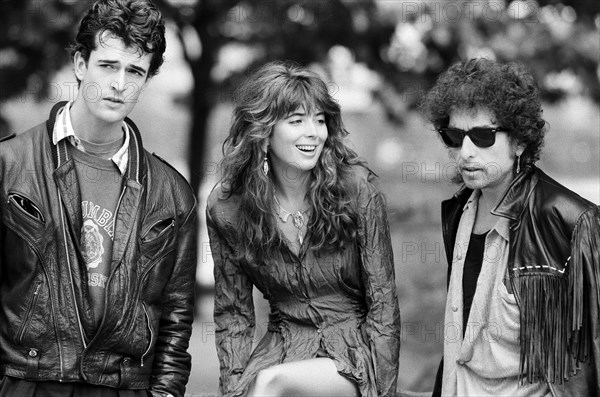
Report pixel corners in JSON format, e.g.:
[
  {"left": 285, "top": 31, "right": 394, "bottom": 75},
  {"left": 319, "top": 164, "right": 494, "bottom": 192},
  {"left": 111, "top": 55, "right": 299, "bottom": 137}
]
[
  {"left": 421, "top": 58, "right": 600, "bottom": 396},
  {"left": 206, "top": 61, "right": 401, "bottom": 397}
]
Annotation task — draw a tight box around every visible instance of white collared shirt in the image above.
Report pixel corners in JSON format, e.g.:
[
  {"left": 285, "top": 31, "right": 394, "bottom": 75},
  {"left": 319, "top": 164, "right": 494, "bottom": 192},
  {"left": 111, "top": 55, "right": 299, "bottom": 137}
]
[
  {"left": 52, "top": 102, "right": 129, "bottom": 175},
  {"left": 442, "top": 189, "right": 551, "bottom": 396}
]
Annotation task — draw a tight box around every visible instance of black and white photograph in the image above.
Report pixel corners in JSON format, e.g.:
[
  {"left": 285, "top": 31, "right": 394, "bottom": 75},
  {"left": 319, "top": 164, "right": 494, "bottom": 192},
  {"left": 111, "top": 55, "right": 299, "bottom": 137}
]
[{"left": 1, "top": 1, "right": 598, "bottom": 396}]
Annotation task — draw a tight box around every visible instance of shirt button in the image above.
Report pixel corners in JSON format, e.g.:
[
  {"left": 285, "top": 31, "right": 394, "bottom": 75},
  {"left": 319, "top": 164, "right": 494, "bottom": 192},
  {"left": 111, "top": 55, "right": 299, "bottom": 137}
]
[
  {"left": 451, "top": 306, "right": 458, "bottom": 312},
  {"left": 317, "top": 328, "right": 322, "bottom": 334},
  {"left": 457, "top": 359, "right": 466, "bottom": 365},
  {"left": 456, "top": 253, "right": 463, "bottom": 260},
  {"left": 28, "top": 348, "right": 38, "bottom": 357}
]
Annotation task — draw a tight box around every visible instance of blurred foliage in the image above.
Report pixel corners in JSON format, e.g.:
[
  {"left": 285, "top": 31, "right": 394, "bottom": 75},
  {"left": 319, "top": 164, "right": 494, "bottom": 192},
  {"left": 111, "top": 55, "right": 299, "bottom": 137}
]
[
  {"left": 0, "top": 0, "right": 88, "bottom": 100},
  {"left": 1, "top": 0, "right": 599, "bottom": 181}
]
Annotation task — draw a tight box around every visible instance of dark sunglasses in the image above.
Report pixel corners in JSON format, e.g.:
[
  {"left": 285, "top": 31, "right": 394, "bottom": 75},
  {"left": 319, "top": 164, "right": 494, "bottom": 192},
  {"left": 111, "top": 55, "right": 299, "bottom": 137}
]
[{"left": 437, "top": 127, "right": 507, "bottom": 148}]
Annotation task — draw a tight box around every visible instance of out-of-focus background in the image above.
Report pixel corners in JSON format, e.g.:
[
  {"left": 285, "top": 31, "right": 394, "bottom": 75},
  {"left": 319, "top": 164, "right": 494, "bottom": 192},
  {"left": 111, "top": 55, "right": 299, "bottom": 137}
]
[{"left": 1, "top": 1, "right": 599, "bottom": 395}]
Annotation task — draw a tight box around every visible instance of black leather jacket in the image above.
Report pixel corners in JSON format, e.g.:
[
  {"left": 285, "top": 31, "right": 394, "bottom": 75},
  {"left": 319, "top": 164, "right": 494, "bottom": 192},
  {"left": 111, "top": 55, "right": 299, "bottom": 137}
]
[
  {"left": 0, "top": 103, "right": 198, "bottom": 397},
  {"left": 433, "top": 167, "right": 599, "bottom": 396}
]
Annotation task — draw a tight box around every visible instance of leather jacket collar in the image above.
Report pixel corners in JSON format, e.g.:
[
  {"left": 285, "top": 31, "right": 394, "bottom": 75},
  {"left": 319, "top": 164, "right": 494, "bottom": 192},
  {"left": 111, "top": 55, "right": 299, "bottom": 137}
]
[
  {"left": 491, "top": 168, "right": 537, "bottom": 222},
  {"left": 447, "top": 167, "right": 537, "bottom": 223},
  {"left": 46, "top": 101, "right": 146, "bottom": 184}
]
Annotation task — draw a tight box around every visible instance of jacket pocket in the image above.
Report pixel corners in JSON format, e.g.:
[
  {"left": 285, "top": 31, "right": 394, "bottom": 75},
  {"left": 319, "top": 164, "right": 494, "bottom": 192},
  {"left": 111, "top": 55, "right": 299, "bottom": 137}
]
[
  {"left": 4, "top": 192, "right": 47, "bottom": 250},
  {"left": 7, "top": 192, "right": 45, "bottom": 224},
  {"left": 139, "top": 217, "right": 176, "bottom": 264},
  {"left": 17, "top": 280, "right": 43, "bottom": 345},
  {"left": 140, "top": 302, "right": 155, "bottom": 368},
  {"left": 140, "top": 217, "right": 175, "bottom": 244},
  {"left": 120, "top": 302, "right": 156, "bottom": 369}
]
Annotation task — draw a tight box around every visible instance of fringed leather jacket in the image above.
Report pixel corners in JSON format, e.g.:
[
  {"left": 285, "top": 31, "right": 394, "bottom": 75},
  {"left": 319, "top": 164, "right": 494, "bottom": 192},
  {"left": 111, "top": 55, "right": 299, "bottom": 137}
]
[
  {"left": 434, "top": 166, "right": 599, "bottom": 396},
  {"left": 0, "top": 102, "right": 198, "bottom": 397}
]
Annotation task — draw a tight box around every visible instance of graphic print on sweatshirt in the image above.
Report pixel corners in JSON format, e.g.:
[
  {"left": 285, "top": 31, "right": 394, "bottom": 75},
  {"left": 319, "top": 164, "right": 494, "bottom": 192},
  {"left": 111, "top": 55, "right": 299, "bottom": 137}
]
[{"left": 81, "top": 201, "right": 115, "bottom": 315}]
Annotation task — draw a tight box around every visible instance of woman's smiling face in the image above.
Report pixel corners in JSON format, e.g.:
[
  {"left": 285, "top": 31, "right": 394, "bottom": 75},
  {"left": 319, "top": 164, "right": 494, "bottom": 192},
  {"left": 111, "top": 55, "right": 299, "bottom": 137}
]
[{"left": 268, "top": 106, "right": 328, "bottom": 179}]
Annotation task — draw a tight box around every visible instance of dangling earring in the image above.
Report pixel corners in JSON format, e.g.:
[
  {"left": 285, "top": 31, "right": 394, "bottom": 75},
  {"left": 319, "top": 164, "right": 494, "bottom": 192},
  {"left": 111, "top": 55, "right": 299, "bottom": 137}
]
[
  {"left": 263, "top": 154, "right": 269, "bottom": 176},
  {"left": 516, "top": 154, "right": 521, "bottom": 174}
]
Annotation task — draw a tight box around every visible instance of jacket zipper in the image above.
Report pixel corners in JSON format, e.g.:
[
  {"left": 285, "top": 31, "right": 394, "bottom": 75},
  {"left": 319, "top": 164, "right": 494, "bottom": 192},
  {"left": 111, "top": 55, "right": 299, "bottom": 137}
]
[
  {"left": 17, "top": 281, "right": 42, "bottom": 344},
  {"left": 94, "top": 186, "right": 128, "bottom": 335},
  {"left": 58, "top": 194, "right": 87, "bottom": 350},
  {"left": 47, "top": 270, "right": 64, "bottom": 381},
  {"left": 141, "top": 303, "right": 154, "bottom": 367}
]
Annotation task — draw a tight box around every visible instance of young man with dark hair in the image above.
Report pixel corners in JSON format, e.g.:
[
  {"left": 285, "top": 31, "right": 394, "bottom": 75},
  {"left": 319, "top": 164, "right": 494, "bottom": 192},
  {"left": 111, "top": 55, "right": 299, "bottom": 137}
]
[{"left": 0, "top": 1, "right": 198, "bottom": 396}]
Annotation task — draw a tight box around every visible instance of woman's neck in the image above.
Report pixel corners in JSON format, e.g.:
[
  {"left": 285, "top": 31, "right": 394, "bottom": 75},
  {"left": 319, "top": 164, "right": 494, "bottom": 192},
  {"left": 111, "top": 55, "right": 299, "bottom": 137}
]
[{"left": 272, "top": 167, "right": 310, "bottom": 207}]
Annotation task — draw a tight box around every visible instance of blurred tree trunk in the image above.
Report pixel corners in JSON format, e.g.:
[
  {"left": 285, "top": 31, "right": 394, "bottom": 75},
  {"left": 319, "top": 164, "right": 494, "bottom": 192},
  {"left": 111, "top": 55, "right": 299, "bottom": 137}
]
[
  {"left": 155, "top": 0, "right": 240, "bottom": 194},
  {"left": 188, "top": 3, "right": 218, "bottom": 194}
]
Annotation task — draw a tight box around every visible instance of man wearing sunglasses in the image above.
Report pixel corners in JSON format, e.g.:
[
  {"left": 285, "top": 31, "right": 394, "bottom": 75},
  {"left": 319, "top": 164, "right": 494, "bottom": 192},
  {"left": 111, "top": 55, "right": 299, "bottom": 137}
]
[{"left": 422, "top": 58, "right": 599, "bottom": 396}]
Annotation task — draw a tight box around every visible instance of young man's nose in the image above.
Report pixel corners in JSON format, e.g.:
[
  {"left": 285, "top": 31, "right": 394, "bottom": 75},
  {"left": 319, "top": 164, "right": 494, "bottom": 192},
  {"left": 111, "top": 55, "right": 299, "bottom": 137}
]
[{"left": 110, "top": 72, "right": 127, "bottom": 92}]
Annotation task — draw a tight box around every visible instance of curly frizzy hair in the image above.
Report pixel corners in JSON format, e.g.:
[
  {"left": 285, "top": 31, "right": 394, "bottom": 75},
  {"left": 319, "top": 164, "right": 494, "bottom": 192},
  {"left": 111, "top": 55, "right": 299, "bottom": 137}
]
[
  {"left": 220, "top": 61, "right": 366, "bottom": 264},
  {"left": 68, "top": 0, "right": 166, "bottom": 77},
  {"left": 421, "top": 58, "right": 547, "bottom": 172}
]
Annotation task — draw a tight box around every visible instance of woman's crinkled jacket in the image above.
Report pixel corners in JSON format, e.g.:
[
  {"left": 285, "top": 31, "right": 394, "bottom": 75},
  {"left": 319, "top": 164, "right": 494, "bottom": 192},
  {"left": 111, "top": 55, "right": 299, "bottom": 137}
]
[
  {"left": 0, "top": 102, "right": 198, "bottom": 397},
  {"left": 206, "top": 167, "right": 401, "bottom": 397}
]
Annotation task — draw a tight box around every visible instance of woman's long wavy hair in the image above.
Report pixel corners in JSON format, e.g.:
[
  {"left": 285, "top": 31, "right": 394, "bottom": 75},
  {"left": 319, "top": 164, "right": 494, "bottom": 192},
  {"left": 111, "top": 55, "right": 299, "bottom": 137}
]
[
  {"left": 420, "top": 58, "right": 547, "bottom": 179},
  {"left": 220, "top": 61, "right": 366, "bottom": 264}
]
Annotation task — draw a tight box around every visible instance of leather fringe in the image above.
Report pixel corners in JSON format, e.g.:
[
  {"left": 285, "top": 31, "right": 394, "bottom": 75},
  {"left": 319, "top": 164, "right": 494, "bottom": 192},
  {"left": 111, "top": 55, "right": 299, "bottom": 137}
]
[{"left": 517, "top": 207, "right": 600, "bottom": 384}]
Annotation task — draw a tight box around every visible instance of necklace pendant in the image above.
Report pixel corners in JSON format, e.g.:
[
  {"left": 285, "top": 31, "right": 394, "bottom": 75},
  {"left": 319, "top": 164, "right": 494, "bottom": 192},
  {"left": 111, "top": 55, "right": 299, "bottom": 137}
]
[
  {"left": 292, "top": 211, "right": 305, "bottom": 229},
  {"left": 298, "top": 229, "right": 304, "bottom": 245}
]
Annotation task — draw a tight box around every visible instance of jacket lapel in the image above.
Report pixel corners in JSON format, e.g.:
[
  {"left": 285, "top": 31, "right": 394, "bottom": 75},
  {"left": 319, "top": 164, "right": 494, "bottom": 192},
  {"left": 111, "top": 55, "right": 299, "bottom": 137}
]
[
  {"left": 491, "top": 168, "right": 538, "bottom": 223},
  {"left": 46, "top": 102, "right": 84, "bottom": 254},
  {"left": 110, "top": 117, "right": 146, "bottom": 268},
  {"left": 53, "top": 155, "right": 83, "bottom": 250}
]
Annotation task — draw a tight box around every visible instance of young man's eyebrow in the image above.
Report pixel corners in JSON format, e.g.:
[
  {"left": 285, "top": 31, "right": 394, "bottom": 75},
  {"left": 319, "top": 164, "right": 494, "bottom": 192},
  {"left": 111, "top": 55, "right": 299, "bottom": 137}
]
[
  {"left": 96, "top": 59, "right": 148, "bottom": 74},
  {"left": 128, "top": 65, "right": 148, "bottom": 74}
]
